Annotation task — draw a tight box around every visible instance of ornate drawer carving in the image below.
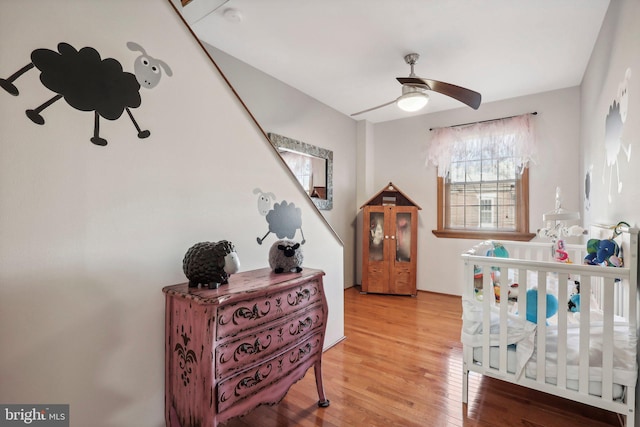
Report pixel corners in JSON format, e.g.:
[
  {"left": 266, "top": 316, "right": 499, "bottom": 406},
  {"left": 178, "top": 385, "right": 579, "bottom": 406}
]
[
  {"left": 215, "top": 303, "right": 325, "bottom": 379},
  {"left": 216, "top": 279, "right": 322, "bottom": 340},
  {"left": 217, "top": 332, "right": 324, "bottom": 413}
]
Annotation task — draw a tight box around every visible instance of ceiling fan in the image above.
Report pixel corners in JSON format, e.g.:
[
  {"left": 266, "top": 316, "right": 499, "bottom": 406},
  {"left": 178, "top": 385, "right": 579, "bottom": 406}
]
[{"left": 350, "top": 53, "right": 482, "bottom": 117}]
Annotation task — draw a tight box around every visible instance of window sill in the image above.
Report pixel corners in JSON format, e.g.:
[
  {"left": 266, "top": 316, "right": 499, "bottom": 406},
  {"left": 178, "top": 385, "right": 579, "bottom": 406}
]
[{"left": 432, "top": 229, "right": 536, "bottom": 241}]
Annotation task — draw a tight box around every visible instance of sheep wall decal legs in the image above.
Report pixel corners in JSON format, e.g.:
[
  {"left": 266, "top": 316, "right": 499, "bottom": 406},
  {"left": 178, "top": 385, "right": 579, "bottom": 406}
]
[
  {"left": 0, "top": 42, "right": 172, "bottom": 146},
  {"left": 253, "top": 189, "right": 306, "bottom": 245}
]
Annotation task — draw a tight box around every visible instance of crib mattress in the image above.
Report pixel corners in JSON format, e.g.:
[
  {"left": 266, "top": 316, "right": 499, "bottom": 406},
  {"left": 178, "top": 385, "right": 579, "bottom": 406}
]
[
  {"left": 471, "top": 346, "right": 626, "bottom": 399},
  {"left": 462, "top": 298, "right": 638, "bottom": 392}
]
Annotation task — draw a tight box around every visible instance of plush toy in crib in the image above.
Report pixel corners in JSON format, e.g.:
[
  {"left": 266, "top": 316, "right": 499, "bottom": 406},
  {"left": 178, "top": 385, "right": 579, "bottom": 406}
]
[
  {"left": 584, "top": 238, "right": 622, "bottom": 267},
  {"left": 568, "top": 294, "right": 581, "bottom": 313},
  {"left": 487, "top": 242, "right": 509, "bottom": 259},
  {"left": 568, "top": 280, "right": 581, "bottom": 312},
  {"left": 525, "top": 288, "right": 559, "bottom": 323},
  {"left": 473, "top": 240, "right": 509, "bottom": 292},
  {"left": 553, "top": 239, "right": 570, "bottom": 263},
  {"left": 493, "top": 281, "right": 520, "bottom": 302}
]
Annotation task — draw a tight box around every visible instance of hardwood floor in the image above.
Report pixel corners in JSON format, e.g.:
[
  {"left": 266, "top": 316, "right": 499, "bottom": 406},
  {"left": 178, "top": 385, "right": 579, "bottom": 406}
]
[{"left": 222, "top": 287, "right": 621, "bottom": 427}]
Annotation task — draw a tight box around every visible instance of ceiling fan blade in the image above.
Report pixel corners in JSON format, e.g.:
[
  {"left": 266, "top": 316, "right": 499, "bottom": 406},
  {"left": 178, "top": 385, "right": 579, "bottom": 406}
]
[
  {"left": 350, "top": 99, "right": 397, "bottom": 117},
  {"left": 397, "top": 77, "right": 482, "bottom": 110}
]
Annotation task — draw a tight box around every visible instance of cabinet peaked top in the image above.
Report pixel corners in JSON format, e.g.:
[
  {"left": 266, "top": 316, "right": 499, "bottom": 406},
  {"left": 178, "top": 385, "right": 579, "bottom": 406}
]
[{"left": 360, "top": 182, "right": 422, "bottom": 209}]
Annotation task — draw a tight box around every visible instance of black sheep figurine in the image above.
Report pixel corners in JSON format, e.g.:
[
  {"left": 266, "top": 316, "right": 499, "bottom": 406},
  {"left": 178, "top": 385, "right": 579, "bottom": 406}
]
[{"left": 183, "top": 240, "right": 240, "bottom": 289}]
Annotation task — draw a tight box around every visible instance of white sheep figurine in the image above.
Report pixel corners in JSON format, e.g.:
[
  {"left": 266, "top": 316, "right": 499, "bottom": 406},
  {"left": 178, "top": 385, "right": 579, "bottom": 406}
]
[{"left": 268, "top": 240, "right": 303, "bottom": 274}]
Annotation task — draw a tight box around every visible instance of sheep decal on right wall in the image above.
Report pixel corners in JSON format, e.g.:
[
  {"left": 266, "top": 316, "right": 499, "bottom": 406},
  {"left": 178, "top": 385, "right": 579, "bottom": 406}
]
[{"left": 0, "top": 41, "right": 172, "bottom": 146}]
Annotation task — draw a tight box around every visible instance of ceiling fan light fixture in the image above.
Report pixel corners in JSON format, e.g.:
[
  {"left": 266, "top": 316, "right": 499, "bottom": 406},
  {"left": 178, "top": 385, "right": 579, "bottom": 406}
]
[{"left": 396, "top": 91, "right": 429, "bottom": 112}]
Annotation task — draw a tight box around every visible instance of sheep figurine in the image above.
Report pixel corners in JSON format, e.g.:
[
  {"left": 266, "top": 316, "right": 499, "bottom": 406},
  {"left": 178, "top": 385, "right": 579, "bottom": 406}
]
[
  {"left": 269, "top": 240, "right": 303, "bottom": 274},
  {"left": 183, "top": 240, "right": 240, "bottom": 289},
  {"left": 0, "top": 41, "right": 172, "bottom": 146}
]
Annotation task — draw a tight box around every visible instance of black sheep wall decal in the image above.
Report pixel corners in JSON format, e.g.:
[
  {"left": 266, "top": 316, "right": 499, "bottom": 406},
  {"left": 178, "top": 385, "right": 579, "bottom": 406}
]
[{"left": 0, "top": 42, "right": 172, "bottom": 146}]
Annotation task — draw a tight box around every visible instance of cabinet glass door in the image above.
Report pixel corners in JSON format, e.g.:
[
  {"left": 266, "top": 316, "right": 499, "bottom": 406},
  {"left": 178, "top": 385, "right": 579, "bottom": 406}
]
[
  {"left": 368, "top": 211, "right": 386, "bottom": 261},
  {"left": 395, "top": 212, "right": 412, "bottom": 262}
]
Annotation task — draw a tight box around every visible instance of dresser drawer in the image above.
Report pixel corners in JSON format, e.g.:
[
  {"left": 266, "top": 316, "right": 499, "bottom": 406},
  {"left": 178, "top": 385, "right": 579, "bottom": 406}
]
[
  {"left": 216, "top": 278, "right": 323, "bottom": 340},
  {"left": 215, "top": 303, "right": 325, "bottom": 379},
  {"left": 217, "top": 331, "right": 324, "bottom": 413}
]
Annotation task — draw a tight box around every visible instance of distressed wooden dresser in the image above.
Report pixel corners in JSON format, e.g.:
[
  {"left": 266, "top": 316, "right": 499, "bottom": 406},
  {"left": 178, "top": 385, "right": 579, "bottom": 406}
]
[{"left": 163, "top": 268, "right": 330, "bottom": 427}]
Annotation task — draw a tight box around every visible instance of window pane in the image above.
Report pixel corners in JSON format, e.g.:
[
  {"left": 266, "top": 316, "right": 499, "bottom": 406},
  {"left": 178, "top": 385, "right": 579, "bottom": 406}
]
[
  {"left": 498, "top": 158, "right": 516, "bottom": 180},
  {"left": 480, "top": 199, "right": 492, "bottom": 225},
  {"left": 481, "top": 139, "right": 495, "bottom": 160},
  {"left": 463, "top": 183, "right": 480, "bottom": 206},
  {"left": 481, "top": 160, "right": 498, "bottom": 182},
  {"left": 450, "top": 161, "right": 465, "bottom": 182},
  {"left": 497, "top": 204, "right": 516, "bottom": 229},
  {"left": 466, "top": 160, "right": 481, "bottom": 182},
  {"left": 467, "top": 204, "right": 480, "bottom": 228},
  {"left": 449, "top": 184, "right": 466, "bottom": 208},
  {"left": 449, "top": 205, "right": 466, "bottom": 228},
  {"left": 465, "top": 139, "right": 482, "bottom": 161}
]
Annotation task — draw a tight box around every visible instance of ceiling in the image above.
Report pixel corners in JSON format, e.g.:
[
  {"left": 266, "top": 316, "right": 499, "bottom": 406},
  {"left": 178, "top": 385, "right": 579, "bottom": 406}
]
[{"left": 172, "top": 0, "right": 610, "bottom": 123}]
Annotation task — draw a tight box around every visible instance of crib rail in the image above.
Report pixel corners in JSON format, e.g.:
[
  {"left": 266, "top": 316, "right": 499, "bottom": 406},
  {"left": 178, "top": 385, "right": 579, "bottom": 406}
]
[{"left": 461, "top": 225, "right": 639, "bottom": 426}]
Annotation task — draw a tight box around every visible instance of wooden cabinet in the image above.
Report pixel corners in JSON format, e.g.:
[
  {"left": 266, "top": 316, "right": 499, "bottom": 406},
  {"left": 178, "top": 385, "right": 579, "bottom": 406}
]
[
  {"left": 163, "top": 268, "right": 329, "bottom": 427},
  {"left": 361, "top": 183, "right": 420, "bottom": 296}
]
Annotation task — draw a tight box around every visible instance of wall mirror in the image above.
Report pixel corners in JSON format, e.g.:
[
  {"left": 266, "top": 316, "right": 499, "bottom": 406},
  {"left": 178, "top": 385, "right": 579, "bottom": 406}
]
[{"left": 268, "top": 133, "right": 333, "bottom": 210}]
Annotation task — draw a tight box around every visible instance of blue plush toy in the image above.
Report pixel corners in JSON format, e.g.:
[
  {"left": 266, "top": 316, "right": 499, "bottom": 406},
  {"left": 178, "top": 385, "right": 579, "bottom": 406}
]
[
  {"left": 568, "top": 294, "right": 581, "bottom": 313},
  {"left": 584, "top": 238, "right": 621, "bottom": 266},
  {"left": 568, "top": 280, "right": 581, "bottom": 312},
  {"left": 525, "top": 288, "right": 559, "bottom": 323},
  {"left": 488, "top": 242, "right": 509, "bottom": 259}
]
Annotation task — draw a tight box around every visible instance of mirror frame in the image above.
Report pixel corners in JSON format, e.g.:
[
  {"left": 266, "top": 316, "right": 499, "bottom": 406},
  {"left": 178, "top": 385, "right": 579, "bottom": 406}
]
[{"left": 268, "top": 133, "right": 333, "bottom": 210}]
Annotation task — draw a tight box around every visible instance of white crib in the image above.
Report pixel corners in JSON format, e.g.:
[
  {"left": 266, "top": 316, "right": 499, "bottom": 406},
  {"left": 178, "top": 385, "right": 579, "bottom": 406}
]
[{"left": 461, "top": 224, "right": 639, "bottom": 426}]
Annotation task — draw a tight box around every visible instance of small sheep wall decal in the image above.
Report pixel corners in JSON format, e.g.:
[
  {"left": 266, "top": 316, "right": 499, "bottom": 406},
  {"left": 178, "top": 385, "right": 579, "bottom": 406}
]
[
  {"left": 183, "top": 240, "right": 240, "bottom": 289},
  {"left": 269, "top": 240, "right": 303, "bottom": 274},
  {"left": 0, "top": 41, "right": 172, "bottom": 146},
  {"left": 253, "top": 188, "right": 306, "bottom": 245}
]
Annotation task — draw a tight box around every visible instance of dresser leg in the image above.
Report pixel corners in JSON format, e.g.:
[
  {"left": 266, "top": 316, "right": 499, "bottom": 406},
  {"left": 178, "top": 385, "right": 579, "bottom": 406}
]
[{"left": 314, "top": 359, "right": 330, "bottom": 407}]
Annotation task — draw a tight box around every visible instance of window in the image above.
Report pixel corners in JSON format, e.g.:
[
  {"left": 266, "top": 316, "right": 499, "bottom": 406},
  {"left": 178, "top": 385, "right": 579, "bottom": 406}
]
[
  {"left": 428, "top": 114, "right": 537, "bottom": 241},
  {"left": 479, "top": 197, "right": 494, "bottom": 227}
]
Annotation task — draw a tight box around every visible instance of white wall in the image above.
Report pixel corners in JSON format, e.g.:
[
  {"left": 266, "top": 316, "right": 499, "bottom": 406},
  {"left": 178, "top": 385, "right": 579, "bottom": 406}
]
[
  {"left": 581, "top": 0, "right": 640, "bottom": 228},
  {"left": 579, "top": 3, "right": 640, "bottom": 423},
  {"left": 365, "top": 87, "right": 581, "bottom": 295},
  {"left": 202, "top": 45, "right": 359, "bottom": 289},
  {"left": 0, "top": 1, "right": 343, "bottom": 426}
]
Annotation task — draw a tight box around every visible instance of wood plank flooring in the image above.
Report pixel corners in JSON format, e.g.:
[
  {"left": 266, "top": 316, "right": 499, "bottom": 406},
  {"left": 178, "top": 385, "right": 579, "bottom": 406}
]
[{"left": 222, "top": 287, "right": 621, "bottom": 427}]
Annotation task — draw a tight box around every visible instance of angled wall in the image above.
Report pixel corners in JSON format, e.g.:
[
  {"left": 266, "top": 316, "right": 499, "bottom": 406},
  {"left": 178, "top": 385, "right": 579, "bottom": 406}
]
[
  {"left": 204, "top": 45, "right": 358, "bottom": 288},
  {"left": 0, "top": 1, "right": 344, "bottom": 425}
]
